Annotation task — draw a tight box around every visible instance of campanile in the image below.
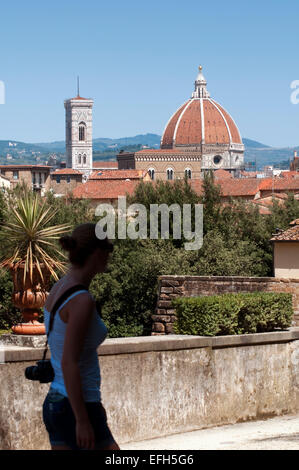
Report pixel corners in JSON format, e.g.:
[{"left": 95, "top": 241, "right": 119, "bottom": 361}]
[{"left": 64, "top": 93, "right": 93, "bottom": 175}]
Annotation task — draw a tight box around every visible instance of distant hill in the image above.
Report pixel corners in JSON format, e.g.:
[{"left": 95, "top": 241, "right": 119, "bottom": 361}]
[
  {"left": 0, "top": 135, "right": 296, "bottom": 169},
  {"left": 242, "top": 138, "right": 270, "bottom": 149}
]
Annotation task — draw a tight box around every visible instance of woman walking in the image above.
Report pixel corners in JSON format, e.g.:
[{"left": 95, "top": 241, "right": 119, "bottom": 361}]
[{"left": 42, "top": 223, "right": 120, "bottom": 450}]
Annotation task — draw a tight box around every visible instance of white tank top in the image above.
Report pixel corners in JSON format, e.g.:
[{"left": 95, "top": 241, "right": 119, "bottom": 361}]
[{"left": 43, "top": 290, "right": 108, "bottom": 402}]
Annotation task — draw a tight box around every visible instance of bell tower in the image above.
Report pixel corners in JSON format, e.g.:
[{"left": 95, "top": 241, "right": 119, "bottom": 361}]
[{"left": 64, "top": 85, "right": 93, "bottom": 175}]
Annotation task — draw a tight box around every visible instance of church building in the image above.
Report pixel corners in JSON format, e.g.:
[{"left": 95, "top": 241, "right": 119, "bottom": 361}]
[
  {"left": 117, "top": 67, "right": 244, "bottom": 180},
  {"left": 64, "top": 92, "right": 93, "bottom": 177}
]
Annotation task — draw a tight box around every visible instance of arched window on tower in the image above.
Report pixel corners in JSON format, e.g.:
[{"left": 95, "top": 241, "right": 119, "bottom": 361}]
[
  {"left": 185, "top": 168, "right": 192, "bottom": 179},
  {"left": 78, "top": 154, "right": 82, "bottom": 165},
  {"left": 167, "top": 168, "right": 174, "bottom": 180},
  {"left": 148, "top": 168, "right": 155, "bottom": 180},
  {"left": 79, "top": 122, "right": 86, "bottom": 141},
  {"left": 83, "top": 154, "right": 87, "bottom": 165}
]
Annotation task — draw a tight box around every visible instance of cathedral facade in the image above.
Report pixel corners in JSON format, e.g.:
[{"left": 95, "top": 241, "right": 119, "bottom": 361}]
[{"left": 118, "top": 67, "right": 244, "bottom": 180}]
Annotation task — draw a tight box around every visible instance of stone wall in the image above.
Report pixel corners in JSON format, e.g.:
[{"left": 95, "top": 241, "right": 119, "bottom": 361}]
[
  {"left": 0, "top": 331, "right": 299, "bottom": 449},
  {"left": 152, "top": 276, "right": 299, "bottom": 335},
  {"left": 50, "top": 174, "right": 82, "bottom": 195}
]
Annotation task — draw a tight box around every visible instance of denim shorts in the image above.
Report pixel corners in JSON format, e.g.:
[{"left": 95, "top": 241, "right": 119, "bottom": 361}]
[{"left": 43, "top": 389, "right": 116, "bottom": 449}]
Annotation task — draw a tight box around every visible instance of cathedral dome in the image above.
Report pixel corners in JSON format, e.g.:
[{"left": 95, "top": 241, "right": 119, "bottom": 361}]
[{"left": 161, "top": 67, "right": 243, "bottom": 150}]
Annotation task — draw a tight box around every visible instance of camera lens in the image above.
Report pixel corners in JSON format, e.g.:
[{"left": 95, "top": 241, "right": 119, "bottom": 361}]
[{"left": 25, "top": 365, "right": 38, "bottom": 381}]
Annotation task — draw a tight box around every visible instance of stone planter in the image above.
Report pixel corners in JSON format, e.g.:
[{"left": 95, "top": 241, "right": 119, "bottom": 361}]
[{"left": 9, "top": 263, "right": 51, "bottom": 335}]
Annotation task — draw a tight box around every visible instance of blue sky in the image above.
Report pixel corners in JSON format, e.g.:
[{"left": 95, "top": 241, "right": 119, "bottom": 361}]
[{"left": 0, "top": 0, "right": 299, "bottom": 147}]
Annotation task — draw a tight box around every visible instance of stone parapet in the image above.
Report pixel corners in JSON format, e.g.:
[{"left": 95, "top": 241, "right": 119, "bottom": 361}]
[{"left": 0, "top": 330, "right": 299, "bottom": 449}]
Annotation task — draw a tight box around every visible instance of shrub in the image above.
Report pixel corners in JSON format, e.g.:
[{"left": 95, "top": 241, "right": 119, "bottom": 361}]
[
  {"left": 0, "top": 269, "right": 22, "bottom": 330},
  {"left": 173, "top": 292, "right": 293, "bottom": 336}
]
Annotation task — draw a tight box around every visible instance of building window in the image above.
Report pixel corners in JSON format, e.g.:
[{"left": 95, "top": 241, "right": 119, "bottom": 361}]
[
  {"left": 56, "top": 176, "right": 61, "bottom": 183},
  {"left": 166, "top": 168, "right": 174, "bottom": 180},
  {"left": 32, "top": 173, "right": 36, "bottom": 184},
  {"left": 83, "top": 154, "right": 87, "bottom": 165},
  {"left": 79, "top": 122, "right": 86, "bottom": 141},
  {"left": 67, "top": 176, "right": 70, "bottom": 183},
  {"left": 148, "top": 168, "right": 155, "bottom": 180},
  {"left": 78, "top": 154, "right": 82, "bottom": 165},
  {"left": 185, "top": 168, "right": 192, "bottom": 179},
  {"left": 13, "top": 171, "right": 19, "bottom": 180},
  {"left": 39, "top": 172, "right": 42, "bottom": 184}
]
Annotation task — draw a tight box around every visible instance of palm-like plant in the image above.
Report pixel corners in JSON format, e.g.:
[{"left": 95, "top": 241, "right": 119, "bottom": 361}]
[{"left": 0, "top": 189, "right": 71, "bottom": 285}]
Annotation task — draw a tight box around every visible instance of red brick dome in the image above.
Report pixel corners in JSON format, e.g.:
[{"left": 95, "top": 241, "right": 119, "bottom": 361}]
[{"left": 161, "top": 67, "right": 242, "bottom": 149}]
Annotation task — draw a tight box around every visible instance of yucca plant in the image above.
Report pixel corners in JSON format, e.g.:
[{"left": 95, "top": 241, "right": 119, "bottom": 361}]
[
  {"left": 0, "top": 188, "right": 72, "bottom": 334},
  {"left": 0, "top": 188, "right": 71, "bottom": 285}
]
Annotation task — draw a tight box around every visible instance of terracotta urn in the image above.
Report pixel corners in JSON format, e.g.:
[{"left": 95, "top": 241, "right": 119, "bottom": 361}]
[{"left": 9, "top": 263, "right": 51, "bottom": 335}]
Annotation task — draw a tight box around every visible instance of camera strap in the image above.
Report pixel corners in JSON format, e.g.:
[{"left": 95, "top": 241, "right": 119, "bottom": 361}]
[{"left": 42, "top": 284, "right": 88, "bottom": 361}]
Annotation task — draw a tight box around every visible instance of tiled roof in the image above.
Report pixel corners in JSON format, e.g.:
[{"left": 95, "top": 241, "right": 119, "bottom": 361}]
[
  {"left": 73, "top": 179, "right": 139, "bottom": 200},
  {"left": 73, "top": 177, "right": 284, "bottom": 203},
  {"left": 190, "top": 178, "right": 263, "bottom": 198},
  {"left": 240, "top": 171, "right": 259, "bottom": 178},
  {"left": 271, "top": 223, "right": 299, "bottom": 241},
  {"left": 71, "top": 95, "right": 88, "bottom": 100},
  {"left": 281, "top": 171, "right": 299, "bottom": 178},
  {"left": 89, "top": 169, "right": 146, "bottom": 180},
  {"left": 259, "top": 178, "right": 299, "bottom": 191},
  {"left": 52, "top": 168, "right": 82, "bottom": 175},
  {"left": 92, "top": 161, "right": 118, "bottom": 169},
  {"left": 214, "top": 169, "right": 233, "bottom": 179},
  {"left": 250, "top": 193, "right": 288, "bottom": 214},
  {"left": 252, "top": 193, "right": 288, "bottom": 206}
]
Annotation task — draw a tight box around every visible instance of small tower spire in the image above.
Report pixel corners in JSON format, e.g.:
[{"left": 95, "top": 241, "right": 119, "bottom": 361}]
[{"left": 192, "top": 65, "right": 210, "bottom": 99}]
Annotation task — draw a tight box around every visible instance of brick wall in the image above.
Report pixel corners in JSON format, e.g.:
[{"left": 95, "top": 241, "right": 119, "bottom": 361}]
[{"left": 152, "top": 275, "right": 299, "bottom": 335}]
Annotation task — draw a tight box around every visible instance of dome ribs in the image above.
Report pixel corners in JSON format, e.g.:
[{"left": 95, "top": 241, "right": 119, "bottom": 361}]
[
  {"left": 161, "top": 101, "right": 190, "bottom": 148},
  {"left": 175, "top": 99, "right": 203, "bottom": 146},
  {"left": 211, "top": 100, "right": 242, "bottom": 144}
]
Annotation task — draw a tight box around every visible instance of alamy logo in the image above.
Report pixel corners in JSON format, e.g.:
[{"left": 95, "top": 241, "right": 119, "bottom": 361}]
[
  {"left": 290, "top": 80, "right": 299, "bottom": 104},
  {"left": 0, "top": 81, "right": 5, "bottom": 104},
  {"left": 95, "top": 196, "right": 203, "bottom": 250}
]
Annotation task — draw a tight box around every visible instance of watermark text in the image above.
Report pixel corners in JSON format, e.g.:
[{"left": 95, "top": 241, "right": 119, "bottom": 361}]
[{"left": 95, "top": 196, "right": 203, "bottom": 250}]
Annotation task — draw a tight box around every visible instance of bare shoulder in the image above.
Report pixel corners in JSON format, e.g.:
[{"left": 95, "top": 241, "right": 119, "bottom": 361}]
[{"left": 62, "top": 291, "right": 95, "bottom": 325}]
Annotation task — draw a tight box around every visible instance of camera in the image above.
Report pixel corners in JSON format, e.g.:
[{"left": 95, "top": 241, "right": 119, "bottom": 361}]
[{"left": 25, "top": 360, "right": 54, "bottom": 383}]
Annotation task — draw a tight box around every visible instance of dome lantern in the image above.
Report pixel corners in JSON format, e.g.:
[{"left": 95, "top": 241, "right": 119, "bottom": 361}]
[{"left": 192, "top": 65, "right": 210, "bottom": 99}]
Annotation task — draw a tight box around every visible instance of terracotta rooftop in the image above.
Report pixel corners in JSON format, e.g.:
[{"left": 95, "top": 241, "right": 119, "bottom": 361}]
[
  {"left": 240, "top": 171, "right": 259, "bottom": 178},
  {"left": 71, "top": 95, "right": 89, "bottom": 100},
  {"left": 281, "top": 171, "right": 299, "bottom": 178},
  {"left": 271, "top": 219, "right": 299, "bottom": 241},
  {"left": 89, "top": 169, "right": 147, "bottom": 180},
  {"left": 73, "top": 179, "right": 139, "bottom": 200},
  {"left": 52, "top": 168, "right": 83, "bottom": 175},
  {"left": 214, "top": 169, "right": 233, "bottom": 179},
  {"left": 259, "top": 178, "right": 299, "bottom": 191},
  {"left": 187, "top": 178, "right": 263, "bottom": 198},
  {"left": 250, "top": 193, "right": 288, "bottom": 214}
]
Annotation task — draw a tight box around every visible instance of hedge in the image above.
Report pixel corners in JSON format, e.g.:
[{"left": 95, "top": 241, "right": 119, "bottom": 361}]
[{"left": 172, "top": 292, "right": 293, "bottom": 336}]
